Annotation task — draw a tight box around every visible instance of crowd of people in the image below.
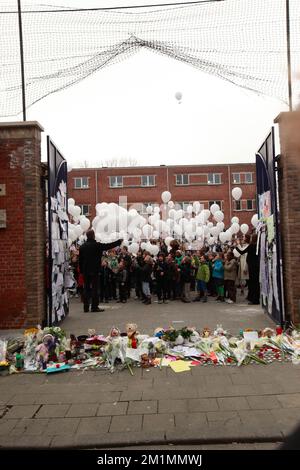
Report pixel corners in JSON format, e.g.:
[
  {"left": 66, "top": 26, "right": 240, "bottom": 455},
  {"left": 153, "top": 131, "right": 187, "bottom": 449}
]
[{"left": 70, "top": 230, "right": 260, "bottom": 312}]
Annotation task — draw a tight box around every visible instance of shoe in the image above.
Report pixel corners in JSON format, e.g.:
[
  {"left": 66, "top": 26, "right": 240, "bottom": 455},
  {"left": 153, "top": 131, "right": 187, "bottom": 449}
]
[
  {"left": 163, "top": 300, "right": 169, "bottom": 304},
  {"left": 84, "top": 308, "right": 90, "bottom": 313},
  {"left": 91, "top": 307, "right": 105, "bottom": 312},
  {"left": 225, "top": 299, "right": 234, "bottom": 304},
  {"left": 158, "top": 300, "right": 163, "bottom": 304},
  {"left": 193, "top": 297, "right": 201, "bottom": 302},
  {"left": 121, "top": 300, "right": 127, "bottom": 303}
]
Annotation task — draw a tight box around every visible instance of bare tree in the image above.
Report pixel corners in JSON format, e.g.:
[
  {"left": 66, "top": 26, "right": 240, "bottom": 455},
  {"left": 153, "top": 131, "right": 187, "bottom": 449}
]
[{"left": 98, "top": 157, "right": 139, "bottom": 167}]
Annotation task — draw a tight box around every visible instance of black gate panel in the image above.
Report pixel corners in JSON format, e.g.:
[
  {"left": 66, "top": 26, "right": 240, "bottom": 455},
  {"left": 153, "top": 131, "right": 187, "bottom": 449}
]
[
  {"left": 47, "top": 137, "right": 69, "bottom": 326},
  {"left": 256, "top": 128, "right": 284, "bottom": 326}
]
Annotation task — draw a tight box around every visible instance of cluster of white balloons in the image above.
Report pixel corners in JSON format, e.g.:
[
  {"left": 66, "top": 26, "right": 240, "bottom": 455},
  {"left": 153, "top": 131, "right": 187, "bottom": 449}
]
[
  {"left": 66, "top": 186, "right": 259, "bottom": 254},
  {"left": 67, "top": 198, "right": 90, "bottom": 246}
]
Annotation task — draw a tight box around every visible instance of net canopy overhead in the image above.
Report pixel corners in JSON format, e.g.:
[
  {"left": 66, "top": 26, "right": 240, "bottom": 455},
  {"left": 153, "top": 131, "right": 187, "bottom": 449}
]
[{"left": 1, "top": 0, "right": 300, "bottom": 117}]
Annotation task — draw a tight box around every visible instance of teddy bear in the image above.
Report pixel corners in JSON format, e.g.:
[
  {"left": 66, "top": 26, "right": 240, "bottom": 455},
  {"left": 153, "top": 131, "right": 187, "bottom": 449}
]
[{"left": 126, "top": 323, "right": 139, "bottom": 349}]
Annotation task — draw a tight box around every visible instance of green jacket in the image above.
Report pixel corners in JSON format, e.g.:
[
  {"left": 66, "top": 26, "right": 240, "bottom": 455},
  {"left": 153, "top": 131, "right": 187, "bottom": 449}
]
[{"left": 196, "top": 263, "right": 210, "bottom": 283}]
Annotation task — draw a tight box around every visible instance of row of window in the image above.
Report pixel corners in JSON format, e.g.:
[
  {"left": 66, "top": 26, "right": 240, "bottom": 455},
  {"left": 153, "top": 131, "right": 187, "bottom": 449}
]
[
  {"left": 73, "top": 172, "right": 254, "bottom": 189},
  {"left": 78, "top": 199, "right": 255, "bottom": 217}
]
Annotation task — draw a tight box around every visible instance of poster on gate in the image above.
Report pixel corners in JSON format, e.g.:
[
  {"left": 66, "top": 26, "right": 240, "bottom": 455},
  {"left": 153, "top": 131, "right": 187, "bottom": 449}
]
[{"left": 258, "top": 190, "right": 271, "bottom": 219}]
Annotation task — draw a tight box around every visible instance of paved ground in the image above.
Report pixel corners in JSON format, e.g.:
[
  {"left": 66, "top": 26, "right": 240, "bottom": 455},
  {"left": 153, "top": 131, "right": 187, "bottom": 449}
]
[{"left": 1, "top": 295, "right": 300, "bottom": 449}]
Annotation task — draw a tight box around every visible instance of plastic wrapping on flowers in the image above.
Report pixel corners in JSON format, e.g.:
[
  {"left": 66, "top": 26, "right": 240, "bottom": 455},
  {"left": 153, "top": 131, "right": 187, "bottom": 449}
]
[{"left": 3, "top": 325, "right": 300, "bottom": 375}]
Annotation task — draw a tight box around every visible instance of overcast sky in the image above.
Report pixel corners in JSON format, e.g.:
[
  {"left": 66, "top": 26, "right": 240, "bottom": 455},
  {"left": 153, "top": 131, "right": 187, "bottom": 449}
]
[{"left": 5, "top": 0, "right": 288, "bottom": 166}]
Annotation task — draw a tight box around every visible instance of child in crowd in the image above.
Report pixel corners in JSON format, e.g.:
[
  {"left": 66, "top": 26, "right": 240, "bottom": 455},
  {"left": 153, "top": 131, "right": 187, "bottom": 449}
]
[
  {"left": 224, "top": 251, "right": 238, "bottom": 303},
  {"left": 194, "top": 255, "right": 210, "bottom": 302},
  {"left": 212, "top": 253, "right": 225, "bottom": 302},
  {"left": 117, "top": 260, "right": 128, "bottom": 303}
]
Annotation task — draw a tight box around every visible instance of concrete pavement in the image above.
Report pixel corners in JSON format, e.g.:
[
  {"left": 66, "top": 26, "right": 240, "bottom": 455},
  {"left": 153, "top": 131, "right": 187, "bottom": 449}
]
[{"left": 0, "top": 297, "right": 299, "bottom": 449}]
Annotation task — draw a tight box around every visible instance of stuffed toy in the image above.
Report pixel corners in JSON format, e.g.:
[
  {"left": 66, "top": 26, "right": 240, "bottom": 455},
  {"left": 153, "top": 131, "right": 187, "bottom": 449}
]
[
  {"left": 126, "top": 323, "right": 139, "bottom": 349},
  {"left": 202, "top": 327, "right": 211, "bottom": 338},
  {"left": 107, "top": 327, "right": 121, "bottom": 341},
  {"left": 35, "top": 334, "right": 55, "bottom": 370}
]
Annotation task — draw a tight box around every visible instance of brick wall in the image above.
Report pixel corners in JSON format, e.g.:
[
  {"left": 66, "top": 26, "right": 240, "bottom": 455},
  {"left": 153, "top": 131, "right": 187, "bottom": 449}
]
[
  {"left": 68, "top": 163, "right": 257, "bottom": 227},
  {"left": 0, "top": 121, "right": 46, "bottom": 328},
  {"left": 275, "top": 112, "right": 300, "bottom": 325}
]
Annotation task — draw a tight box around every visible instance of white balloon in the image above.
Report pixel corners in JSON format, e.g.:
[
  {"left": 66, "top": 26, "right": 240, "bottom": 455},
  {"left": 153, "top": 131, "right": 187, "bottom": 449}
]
[
  {"left": 211, "top": 227, "right": 219, "bottom": 237},
  {"left": 186, "top": 205, "right": 193, "bottom": 214},
  {"left": 130, "top": 242, "right": 139, "bottom": 254},
  {"left": 80, "top": 217, "right": 90, "bottom": 232},
  {"left": 152, "top": 230, "right": 160, "bottom": 239},
  {"left": 241, "top": 223, "right": 249, "bottom": 235},
  {"left": 174, "top": 224, "right": 183, "bottom": 236},
  {"left": 217, "top": 222, "right": 225, "bottom": 232},
  {"left": 203, "top": 210, "right": 211, "bottom": 221},
  {"left": 68, "top": 198, "right": 75, "bottom": 206},
  {"left": 168, "top": 209, "right": 176, "bottom": 219},
  {"left": 168, "top": 201, "right": 175, "bottom": 209},
  {"left": 208, "top": 237, "right": 215, "bottom": 246},
  {"left": 196, "top": 226, "right": 203, "bottom": 237},
  {"left": 161, "top": 191, "right": 172, "bottom": 203},
  {"left": 175, "top": 91, "right": 182, "bottom": 101},
  {"left": 232, "top": 187, "right": 242, "bottom": 201},
  {"left": 219, "top": 232, "right": 227, "bottom": 244},
  {"left": 142, "top": 224, "right": 153, "bottom": 239},
  {"left": 154, "top": 206, "right": 160, "bottom": 213},
  {"left": 251, "top": 214, "right": 259, "bottom": 228},
  {"left": 176, "top": 209, "right": 184, "bottom": 219},
  {"left": 67, "top": 163, "right": 73, "bottom": 172},
  {"left": 213, "top": 210, "right": 224, "bottom": 222},
  {"left": 193, "top": 201, "right": 201, "bottom": 213},
  {"left": 68, "top": 205, "right": 76, "bottom": 216},
  {"left": 165, "top": 236, "right": 173, "bottom": 246},
  {"left": 207, "top": 222, "right": 213, "bottom": 228},
  {"left": 231, "top": 222, "right": 240, "bottom": 234},
  {"left": 146, "top": 205, "right": 153, "bottom": 214},
  {"left": 231, "top": 216, "right": 239, "bottom": 224},
  {"left": 225, "top": 229, "right": 233, "bottom": 241},
  {"left": 128, "top": 208, "right": 138, "bottom": 217},
  {"left": 72, "top": 205, "right": 81, "bottom": 217},
  {"left": 210, "top": 203, "right": 220, "bottom": 215},
  {"left": 141, "top": 242, "right": 148, "bottom": 251},
  {"left": 152, "top": 245, "right": 159, "bottom": 256}
]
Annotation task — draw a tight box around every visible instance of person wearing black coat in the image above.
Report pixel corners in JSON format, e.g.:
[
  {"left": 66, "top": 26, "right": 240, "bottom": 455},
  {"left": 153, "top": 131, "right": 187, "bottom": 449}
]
[
  {"left": 154, "top": 253, "right": 168, "bottom": 303},
  {"left": 234, "top": 233, "right": 260, "bottom": 305},
  {"left": 79, "top": 230, "right": 122, "bottom": 312}
]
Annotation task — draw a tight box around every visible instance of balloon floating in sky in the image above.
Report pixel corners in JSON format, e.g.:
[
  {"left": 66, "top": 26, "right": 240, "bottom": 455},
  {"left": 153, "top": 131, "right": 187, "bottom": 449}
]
[{"left": 175, "top": 91, "right": 182, "bottom": 103}]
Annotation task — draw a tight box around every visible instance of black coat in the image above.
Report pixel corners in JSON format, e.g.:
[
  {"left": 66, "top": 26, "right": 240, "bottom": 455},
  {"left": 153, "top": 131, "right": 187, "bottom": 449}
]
[
  {"left": 79, "top": 239, "right": 122, "bottom": 276},
  {"left": 141, "top": 263, "right": 153, "bottom": 283}
]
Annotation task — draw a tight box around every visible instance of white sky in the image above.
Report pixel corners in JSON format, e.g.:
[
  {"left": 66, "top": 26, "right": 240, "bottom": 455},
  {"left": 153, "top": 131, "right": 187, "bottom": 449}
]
[{"left": 7, "top": 0, "right": 289, "bottom": 166}]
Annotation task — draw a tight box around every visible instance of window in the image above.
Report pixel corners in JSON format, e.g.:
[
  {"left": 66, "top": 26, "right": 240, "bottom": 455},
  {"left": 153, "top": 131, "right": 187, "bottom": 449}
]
[
  {"left": 234, "top": 200, "right": 242, "bottom": 211},
  {"left": 74, "top": 177, "right": 89, "bottom": 189},
  {"left": 176, "top": 174, "right": 189, "bottom": 185},
  {"left": 109, "top": 176, "right": 123, "bottom": 188},
  {"left": 209, "top": 200, "right": 221, "bottom": 209},
  {"left": 247, "top": 199, "right": 254, "bottom": 210},
  {"left": 232, "top": 173, "right": 240, "bottom": 184},
  {"left": 207, "top": 173, "right": 221, "bottom": 184},
  {"left": 244, "top": 172, "right": 253, "bottom": 183},
  {"left": 79, "top": 204, "right": 91, "bottom": 216},
  {"left": 141, "top": 175, "right": 155, "bottom": 187}
]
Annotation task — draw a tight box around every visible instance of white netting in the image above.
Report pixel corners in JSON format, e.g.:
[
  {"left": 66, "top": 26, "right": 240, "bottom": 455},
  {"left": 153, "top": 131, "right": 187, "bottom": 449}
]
[{"left": 0, "top": 0, "right": 300, "bottom": 116}]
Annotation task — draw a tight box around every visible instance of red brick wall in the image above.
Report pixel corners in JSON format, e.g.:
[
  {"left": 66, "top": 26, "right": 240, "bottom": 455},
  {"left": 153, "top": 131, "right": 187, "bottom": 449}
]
[
  {"left": 275, "top": 112, "right": 300, "bottom": 325},
  {"left": 68, "top": 163, "right": 257, "bottom": 228},
  {"left": 0, "top": 122, "right": 46, "bottom": 328}
]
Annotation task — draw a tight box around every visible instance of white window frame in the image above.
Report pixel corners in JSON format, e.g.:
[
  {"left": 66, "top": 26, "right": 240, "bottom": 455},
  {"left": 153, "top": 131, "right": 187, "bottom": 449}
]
[
  {"left": 244, "top": 172, "right": 253, "bottom": 184},
  {"left": 207, "top": 173, "right": 221, "bottom": 184},
  {"left": 246, "top": 199, "right": 255, "bottom": 211},
  {"left": 234, "top": 200, "right": 242, "bottom": 211},
  {"left": 176, "top": 174, "right": 189, "bottom": 185},
  {"left": 141, "top": 175, "right": 155, "bottom": 187},
  {"left": 74, "top": 177, "right": 89, "bottom": 189},
  {"left": 232, "top": 173, "right": 241, "bottom": 184},
  {"left": 79, "top": 204, "right": 91, "bottom": 216},
  {"left": 109, "top": 176, "right": 123, "bottom": 188}
]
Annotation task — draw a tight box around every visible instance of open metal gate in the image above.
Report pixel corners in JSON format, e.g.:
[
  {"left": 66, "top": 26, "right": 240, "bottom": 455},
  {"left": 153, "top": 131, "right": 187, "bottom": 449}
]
[
  {"left": 256, "top": 128, "right": 284, "bottom": 326},
  {"left": 47, "top": 137, "right": 69, "bottom": 326}
]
